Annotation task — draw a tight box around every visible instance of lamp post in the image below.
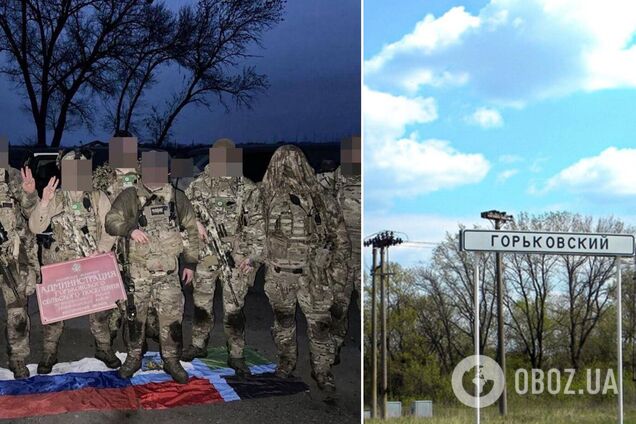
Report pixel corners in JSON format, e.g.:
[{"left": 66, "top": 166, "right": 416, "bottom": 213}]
[{"left": 480, "top": 210, "right": 513, "bottom": 416}]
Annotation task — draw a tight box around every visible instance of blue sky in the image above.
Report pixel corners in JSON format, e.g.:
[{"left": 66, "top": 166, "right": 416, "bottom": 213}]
[
  {"left": 364, "top": 0, "right": 636, "bottom": 265},
  {"left": 0, "top": 0, "right": 360, "bottom": 145}
]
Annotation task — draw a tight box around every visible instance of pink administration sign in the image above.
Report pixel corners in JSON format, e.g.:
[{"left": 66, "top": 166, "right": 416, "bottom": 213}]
[{"left": 36, "top": 252, "right": 126, "bottom": 324}]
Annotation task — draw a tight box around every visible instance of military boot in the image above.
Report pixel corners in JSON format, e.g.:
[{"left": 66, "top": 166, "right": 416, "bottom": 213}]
[
  {"left": 274, "top": 356, "right": 296, "bottom": 378},
  {"left": 181, "top": 344, "right": 207, "bottom": 362},
  {"left": 95, "top": 349, "right": 122, "bottom": 369},
  {"left": 311, "top": 370, "right": 336, "bottom": 393},
  {"left": 9, "top": 359, "right": 29, "bottom": 379},
  {"left": 228, "top": 356, "right": 252, "bottom": 378},
  {"left": 37, "top": 353, "right": 57, "bottom": 375},
  {"left": 118, "top": 354, "right": 142, "bottom": 379},
  {"left": 163, "top": 358, "right": 188, "bottom": 384}
]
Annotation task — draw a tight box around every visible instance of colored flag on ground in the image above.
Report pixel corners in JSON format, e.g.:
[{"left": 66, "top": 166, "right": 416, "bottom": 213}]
[{"left": 0, "top": 347, "right": 308, "bottom": 419}]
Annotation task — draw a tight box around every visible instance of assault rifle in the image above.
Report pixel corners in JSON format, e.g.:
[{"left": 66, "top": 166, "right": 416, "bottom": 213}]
[
  {"left": 121, "top": 236, "right": 137, "bottom": 339},
  {"left": 192, "top": 201, "right": 239, "bottom": 306},
  {"left": 0, "top": 222, "right": 25, "bottom": 306}
]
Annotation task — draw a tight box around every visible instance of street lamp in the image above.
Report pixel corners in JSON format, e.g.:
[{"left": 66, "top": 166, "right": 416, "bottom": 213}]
[{"left": 480, "top": 210, "right": 513, "bottom": 416}]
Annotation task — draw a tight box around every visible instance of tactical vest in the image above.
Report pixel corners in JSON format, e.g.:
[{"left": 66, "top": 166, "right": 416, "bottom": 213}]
[
  {"left": 48, "top": 191, "right": 100, "bottom": 263},
  {"left": 0, "top": 171, "right": 21, "bottom": 259},
  {"left": 336, "top": 171, "right": 361, "bottom": 256},
  {"left": 194, "top": 177, "right": 242, "bottom": 240},
  {"left": 266, "top": 191, "right": 324, "bottom": 268},
  {"left": 190, "top": 177, "right": 245, "bottom": 264},
  {"left": 128, "top": 186, "right": 183, "bottom": 273}
]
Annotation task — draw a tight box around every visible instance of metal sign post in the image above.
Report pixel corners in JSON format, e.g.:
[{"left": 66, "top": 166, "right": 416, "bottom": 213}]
[
  {"left": 459, "top": 230, "right": 634, "bottom": 424},
  {"left": 617, "top": 257, "right": 623, "bottom": 424},
  {"left": 474, "top": 262, "right": 480, "bottom": 424}
]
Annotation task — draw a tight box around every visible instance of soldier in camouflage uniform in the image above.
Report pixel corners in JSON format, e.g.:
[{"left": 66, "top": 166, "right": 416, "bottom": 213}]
[
  {"left": 317, "top": 136, "right": 361, "bottom": 364},
  {"left": 245, "top": 145, "right": 350, "bottom": 392},
  {"left": 105, "top": 151, "right": 199, "bottom": 384},
  {"left": 181, "top": 139, "right": 263, "bottom": 377},
  {"left": 97, "top": 135, "right": 162, "bottom": 347},
  {"left": 29, "top": 150, "right": 118, "bottom": 374},
  {"left": 0, "top": 137, "right": 39, "bottom": 378}
]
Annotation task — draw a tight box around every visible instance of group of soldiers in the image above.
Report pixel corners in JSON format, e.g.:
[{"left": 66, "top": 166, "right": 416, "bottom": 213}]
[{"left": 0, "top": 134, "right": 361, "bottom": 394}]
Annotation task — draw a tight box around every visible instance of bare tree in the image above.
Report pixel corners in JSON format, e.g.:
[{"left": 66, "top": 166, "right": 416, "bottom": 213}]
[
  {"left": 430, "top": 229, "right": 497, "bottom": 354},
  {"left": 414, "top": 266, "right": 468, "bottom": 372},
  {"left": 555, "top": 213, "right": 627, "bottom": 369},
  {"left": 0, "top": 1, "right": 153, "bottom": 146},
  {"left": 144, "top": 0, "right": 285, "bottom": 146},
  {"left": 504, "top": 213, "right": 559, "bottom": 368},
  {"left": 104, "top": 2, "right": 177, "bottom": 135}
]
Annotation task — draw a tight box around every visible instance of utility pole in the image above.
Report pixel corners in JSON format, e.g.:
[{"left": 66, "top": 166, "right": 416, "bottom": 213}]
[
  {"left": 480, "top": 210, "right": 513, "bottom": 417},
  {"left": 364, "top": 231, "right": 403, "bottom": 420}
]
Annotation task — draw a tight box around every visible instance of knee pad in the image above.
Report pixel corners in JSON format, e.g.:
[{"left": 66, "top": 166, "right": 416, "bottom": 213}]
[
  {"left": 193, "top": 306, "right": 211, "bottom": 325},
  {"left": 168, "top": 321, "right": 183, "bottom": 343},
  {"left": 329, "top": 303, "right": 345, "bottom": 320},
  {"left": 274, "top": 309, "right": 295, "bottom": 328},
  {"left": 225, "top": 311, "right": 245, "bottom": 329}
]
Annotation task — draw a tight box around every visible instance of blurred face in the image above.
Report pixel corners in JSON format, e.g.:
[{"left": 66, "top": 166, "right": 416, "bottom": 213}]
[
  {"left": 109, "top": 137, "right": 138, "bottom": 169},
  {"left": 0, "top": 137, "right": 8, "bottom": 169},
  {"left": 171, "top": 158, "right": 193, "bottom": 179},
  {"left": 209, "top": 146, "right": 243, "bottom": 177},
  {"left": 142, "top": 151, "right": 169, "bottom": 189},
  {"left": 341, "top": 136, "right": 361, "bottom": 176},
  {"left": 61, "top": 159, "right": 92, "bottom": 192}
]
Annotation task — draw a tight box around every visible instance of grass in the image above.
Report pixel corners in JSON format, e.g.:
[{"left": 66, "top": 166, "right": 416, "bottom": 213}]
[{"left": 365, "top": 399, "right": 636, "bottom": 423}]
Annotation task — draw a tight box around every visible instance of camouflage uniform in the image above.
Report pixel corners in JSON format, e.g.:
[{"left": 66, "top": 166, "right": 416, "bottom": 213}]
[
  {"left": 0, "top": 168, "right": 39, "bottom": 378},
  {"left": 105, "top": 183, "right": 199, "bottom": 383},
  {"left": 318, "top": 166, "right": 360, "bottom": 360},
  {"left": 99, "top": 165, "right": 161, "bottom": 344},
  {"left": 256, "top": 146, "right": 350, "bottom": 391},
  {"left": 183, "top": 166, "right": 262, "bottom": 373},
  {"left": 29, "top": 188, "right": 117, "bottom": 372}
]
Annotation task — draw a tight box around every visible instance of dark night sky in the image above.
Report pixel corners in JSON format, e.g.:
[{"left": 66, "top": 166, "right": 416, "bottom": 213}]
[{"left": 0, "top": 0, "right": 361, "bottom": 145}]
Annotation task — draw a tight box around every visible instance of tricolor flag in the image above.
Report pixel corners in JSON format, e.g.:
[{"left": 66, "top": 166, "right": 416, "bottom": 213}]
[{"left": 0, "top": 348, "right": 308, "bottom": 419}]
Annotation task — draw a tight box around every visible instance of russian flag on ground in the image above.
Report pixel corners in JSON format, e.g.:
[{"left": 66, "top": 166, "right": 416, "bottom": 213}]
[{"left": 0, "top": 347, "right": 308, "bottom": 419}]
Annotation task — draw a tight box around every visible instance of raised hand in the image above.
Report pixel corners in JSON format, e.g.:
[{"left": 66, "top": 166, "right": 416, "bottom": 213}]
[
  {"left": 41, "top": 176, "right": 58, "bottom": 207},
  {"left": 20, "top": 167, "right": 35, "bottom": 194}
]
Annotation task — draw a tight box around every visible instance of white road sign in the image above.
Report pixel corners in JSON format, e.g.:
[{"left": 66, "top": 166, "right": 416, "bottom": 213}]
[{"left": 460, "top": 229, "right": 635, "bottom": 256}]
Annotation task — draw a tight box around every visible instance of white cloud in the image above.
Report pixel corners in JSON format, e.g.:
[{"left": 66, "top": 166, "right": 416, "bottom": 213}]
[
  {"left": 364, "top": 85, "right": 437, "bottom": 141},
  {"left": 364, "top": 86, "right": 491, "bottom": 197},
  {"left": 373, "top": 138, "right": 489, "bottom": 185},
  {"left": 467, "top": 107, "right": 503, "bottom": 128},
  {"left": 544, "top": 147, "right": 636, "bottom": 196},
  {"left": 365, "top": 6, "right": 480, "bottom": 75},
  {"left": 365, "top": 0, "right": 636, "bottom": 103},
  {"left": 496, "top": 168, "right": 519, "bottom": 183}
]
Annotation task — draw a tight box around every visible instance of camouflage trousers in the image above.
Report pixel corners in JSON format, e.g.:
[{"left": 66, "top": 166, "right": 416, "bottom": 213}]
[
  {"left": 125, "top": 265, "right": 184, "bottom": 360},
  {"left": 191, "top": 264, "right": 254, "bottom": 359},
  {"left": 353, "top": 262, "right": 361, "bottom": 310},
  {"left": 328, "top": 263, "right": 356, "bottom": 355},
  {"left": 1, "top": 266, "right": 35, "bottom": 361},
  {"left": 264, "top": 264, "right": 334, "bottom": 375},
  {"left": 42, "top": 309, "right": 118, "bottom": 355}
]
